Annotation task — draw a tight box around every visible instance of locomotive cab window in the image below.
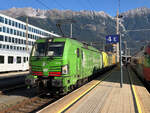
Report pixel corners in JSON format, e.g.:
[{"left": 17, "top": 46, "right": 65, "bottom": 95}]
[
  {"left": 32, "top": 42, "right": 64, "bottom": 57},
  {"left": 47, "top": 42, "right": 64, "bottom": 57}
]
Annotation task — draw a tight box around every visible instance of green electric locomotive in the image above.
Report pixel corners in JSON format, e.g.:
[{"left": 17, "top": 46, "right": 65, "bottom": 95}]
[{"left": 25, "top": 37, "right": 103, "bottom": 94}]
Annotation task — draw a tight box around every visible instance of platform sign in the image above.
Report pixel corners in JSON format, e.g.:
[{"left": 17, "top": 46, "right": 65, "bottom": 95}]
[{"left": 106, "top": 35, "right": 119, "bottom": 44}]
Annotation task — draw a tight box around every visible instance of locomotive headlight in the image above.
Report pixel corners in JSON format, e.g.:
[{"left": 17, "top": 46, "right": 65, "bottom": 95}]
[{"left": 62, "top": 65, "right": 69, "bottom": 75}]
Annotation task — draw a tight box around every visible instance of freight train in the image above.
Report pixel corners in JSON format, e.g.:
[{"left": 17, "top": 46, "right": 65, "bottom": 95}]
[
  {"left": 132, "top": 43, "right": 150, "bottom": 83},
  {"left": 25, "top": 37, "right": 117, "bottom": 94}
]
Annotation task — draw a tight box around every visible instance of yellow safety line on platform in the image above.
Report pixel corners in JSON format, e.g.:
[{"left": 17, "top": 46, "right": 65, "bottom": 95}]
[
  {"left": 129, "top": 70, "right": 143, "bottom": 113},
  {"left": 58, "top": 69, "right": 115, "bottom": 113}
]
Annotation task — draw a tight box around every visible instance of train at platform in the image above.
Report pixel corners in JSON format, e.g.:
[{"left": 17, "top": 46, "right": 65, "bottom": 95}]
[
  {"left": 25, "top": 37, "right": 117, "bottom": 94},
  {"left": 132, "top": 43, "right": 150, "bottom": 84}
]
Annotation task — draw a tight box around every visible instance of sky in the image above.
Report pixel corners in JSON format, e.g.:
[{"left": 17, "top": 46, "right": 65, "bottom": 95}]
[{"left": 0, "top": 0, "right": 150, "bottom": 16}]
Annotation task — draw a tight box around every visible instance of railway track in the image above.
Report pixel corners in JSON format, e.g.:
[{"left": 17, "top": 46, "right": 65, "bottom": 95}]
[
  {"left": 0, "top": 84, "right": 27, "bottom": 95},
  {"left": 130, "top": 65, "right": 150, "bottom": 93},
  {"left": 0, "top": 93, "right": 57, "bottom": 113}
]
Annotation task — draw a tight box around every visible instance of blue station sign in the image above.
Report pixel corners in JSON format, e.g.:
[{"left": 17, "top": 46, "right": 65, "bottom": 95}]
[{"left": 106, "top": 35, "right": 119, "bottom": 44}]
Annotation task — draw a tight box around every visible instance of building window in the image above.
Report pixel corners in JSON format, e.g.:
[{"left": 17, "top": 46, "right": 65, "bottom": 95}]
[
  {"left": 14, "top": 46, "right": 16, "bottom": 50},
  {"left": 12, "top": 21, "right": 15, "bottom": 26},
  {"left": 0, "top": 35, "right": 4, "bottom": 41},
  {"left": 12, "top": 37, "right": 14, "bottom": 43},
  {"left": 15, "top": 22, "right": 17, "bottom": 27},
  {"left": 0, "top": 27, "right": 2, "bottom": 32},
  {"left": 8, "top": 56, "right": 13, "bottom": 64},
  {"left": 9, "top": 37, "right": 11, "bottom": 42},
  {"left": 3, "top": 45, "right": 6, "bottom": 49},
  {"left": 3, "top": 26, "right": 6, "bottom": 33},
  {"left": 7, "top": 45, "right": 9, "bottom": 49},
  {"left": 17, "top": 57, "right": 21, "bottom": 63},
  {"left": 21, "top": 39, "right": 23, "bottom": 44},
  {"left": 15, "top": 38, "right": 17, "bottom": 43},
  {"left": 10, "top": 45, "right": 13, "bottom": 49},
  {"left": 5, "top": 36, "right": 8, "bottom": 42},
  {"left": 14, "top": 30, "right": 16, "bottom": 35},
  {"left": 5, "top": 18, "right": 8, "bottom": 24},
  {"left": 9, "top": 19, "right": 11, "bottom": 25},
  {"left": 7, "top": 27, "right": 9, "bottom": 33},
  {"left": 17, "top": 30, "right": 19, "bottom": 36},
  {"left": 18, "top": 39, "right": 20, "bottom": 44},
  {"left": 0, "top": 56, "right": 4, "bottom": 64},
  {"left": 0, "top": 16, "right": 4, "bottom": 23},
  {"left": 10, "top": 29, "right": 13, "bottom": 34}
]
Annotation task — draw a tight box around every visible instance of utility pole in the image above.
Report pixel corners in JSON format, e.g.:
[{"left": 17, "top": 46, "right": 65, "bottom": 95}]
[
  {"left": 124, "top": 41, "right": 127, "bottom": 55},
  {"left": 116, "top": 9, "right": 120, "bottom": 62},
  {"left": 70, "top": 23, "right": 72, "bottom": 38},
  {"left": 116, "top": 6, "right": 123, "bottom": 88},
  {"left": 26, "top": 17, "right": 28, "bottom": 52}
]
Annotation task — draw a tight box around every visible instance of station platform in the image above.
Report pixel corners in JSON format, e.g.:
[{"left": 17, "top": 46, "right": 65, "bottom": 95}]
[
  {"left": 0, "top": 71, "right": 29, "bottom": 79},
  {"left": 37, "top": 66, "right": 150, "bottom": 113}
]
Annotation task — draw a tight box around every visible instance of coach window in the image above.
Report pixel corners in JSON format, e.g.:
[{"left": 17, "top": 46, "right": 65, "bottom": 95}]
[
  {"left": 17, "top": 57, "right": 21, "bottom": 63},
  {"left": 14, "top": 46, "right": 16, "bottom": 50},
  {"left": 77, "top": 48, "right": 80, "bottom": 57},
  {"left": 0, "top": 56, "right": 4, "bottom": 64},
  {"left": 0, "top": 44, "right": 2, "bottom": 48},
  {"left": 8, "top": 56, "right": 13, "bottom": 64},
  {"left": 27, "top": 57, "right": 28, "bottom": 61},
  {"left": 23, "top": 57, "right": 26, "bottom": 63},
  {"left": 17, "top": 46, "right": 19, "bottom": 50}
]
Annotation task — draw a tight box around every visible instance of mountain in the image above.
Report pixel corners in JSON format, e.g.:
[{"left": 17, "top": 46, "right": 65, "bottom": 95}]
[
  {"left": 121, "top": 7, "right": 150, "bottom": 51},
  {"left": 0, "top": 7, "right": 116, "bottom": 41},
  {"left": 1, "top": 7, "right": 150, "bottom": 54}
]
